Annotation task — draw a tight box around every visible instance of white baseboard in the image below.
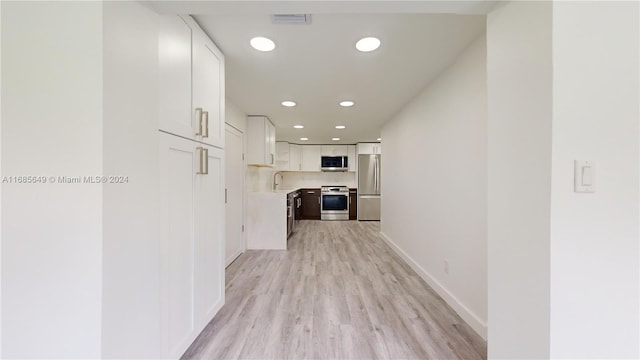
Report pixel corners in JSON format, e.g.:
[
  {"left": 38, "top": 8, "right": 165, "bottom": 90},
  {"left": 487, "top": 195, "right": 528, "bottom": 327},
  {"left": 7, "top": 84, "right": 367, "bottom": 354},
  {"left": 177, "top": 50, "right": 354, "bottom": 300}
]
[{"left": 379, "top": 231, "right": 487, "bottom": 340}]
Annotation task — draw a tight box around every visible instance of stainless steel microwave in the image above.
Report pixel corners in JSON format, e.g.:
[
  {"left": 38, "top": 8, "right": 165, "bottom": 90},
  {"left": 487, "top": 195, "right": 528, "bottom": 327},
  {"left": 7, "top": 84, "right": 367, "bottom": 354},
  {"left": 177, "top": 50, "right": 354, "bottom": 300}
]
[{"left": 320, "top": 156, "right": 348, "bottom": 172}]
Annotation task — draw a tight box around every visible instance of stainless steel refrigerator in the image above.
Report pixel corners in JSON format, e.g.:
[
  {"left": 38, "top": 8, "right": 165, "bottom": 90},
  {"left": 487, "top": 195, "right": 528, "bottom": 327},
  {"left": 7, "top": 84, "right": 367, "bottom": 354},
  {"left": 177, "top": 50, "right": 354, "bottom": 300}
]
[{"left": 357, "top": 154, "right": 381, "bottom": 221}]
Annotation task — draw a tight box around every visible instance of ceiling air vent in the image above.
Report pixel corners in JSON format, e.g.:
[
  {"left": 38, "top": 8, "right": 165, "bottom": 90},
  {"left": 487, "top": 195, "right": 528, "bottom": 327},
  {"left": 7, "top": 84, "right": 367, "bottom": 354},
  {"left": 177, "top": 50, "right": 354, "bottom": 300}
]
[{"left": 272, "top": 14, "right": 312, "bottom": 25}]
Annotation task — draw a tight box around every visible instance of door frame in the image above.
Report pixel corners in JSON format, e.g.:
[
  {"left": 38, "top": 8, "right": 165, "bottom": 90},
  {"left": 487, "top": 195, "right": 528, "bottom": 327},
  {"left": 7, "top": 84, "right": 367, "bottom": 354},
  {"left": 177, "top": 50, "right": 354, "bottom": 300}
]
[{"left": 224, "top": 123, "right": 246, "bottom": 267}]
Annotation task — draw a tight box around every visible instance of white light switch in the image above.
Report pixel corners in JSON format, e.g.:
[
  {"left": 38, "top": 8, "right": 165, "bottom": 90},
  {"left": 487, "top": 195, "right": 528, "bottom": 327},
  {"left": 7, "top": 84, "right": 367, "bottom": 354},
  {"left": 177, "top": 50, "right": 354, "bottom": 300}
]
[{"left": 574, "top": 160, "right": 595, "bottom": 193}]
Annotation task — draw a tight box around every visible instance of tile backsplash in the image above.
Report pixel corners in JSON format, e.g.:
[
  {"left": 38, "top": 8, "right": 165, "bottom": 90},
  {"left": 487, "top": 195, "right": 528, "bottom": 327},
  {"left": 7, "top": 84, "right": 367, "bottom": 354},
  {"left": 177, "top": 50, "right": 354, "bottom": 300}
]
[{"left": 280, "top": 171, "right": 356, "bottom": 189}]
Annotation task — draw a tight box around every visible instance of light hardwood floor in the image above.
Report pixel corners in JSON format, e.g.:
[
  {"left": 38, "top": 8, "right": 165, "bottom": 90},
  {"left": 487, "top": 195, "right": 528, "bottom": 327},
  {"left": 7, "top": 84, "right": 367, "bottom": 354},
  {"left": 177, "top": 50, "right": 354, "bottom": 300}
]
[{"left": 182, "top": 220, "right": 486, "bottom": 360}]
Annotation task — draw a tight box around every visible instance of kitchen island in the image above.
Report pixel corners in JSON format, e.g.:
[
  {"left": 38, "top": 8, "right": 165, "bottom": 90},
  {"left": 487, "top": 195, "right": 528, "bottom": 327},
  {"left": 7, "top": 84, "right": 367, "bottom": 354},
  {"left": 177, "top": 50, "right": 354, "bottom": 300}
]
[{"left": 246, "top": 189, "right": 295, "bottom": 250}]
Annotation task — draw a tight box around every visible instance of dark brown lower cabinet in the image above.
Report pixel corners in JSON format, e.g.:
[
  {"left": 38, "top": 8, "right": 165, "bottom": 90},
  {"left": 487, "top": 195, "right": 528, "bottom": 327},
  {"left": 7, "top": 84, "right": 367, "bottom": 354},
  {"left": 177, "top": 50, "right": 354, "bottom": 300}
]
[
  {"left": 300, "top": 188, "right": 321, "bottom": 220},
  {"left": 349, "top": 189, "right": 357, "bottom": 220}
]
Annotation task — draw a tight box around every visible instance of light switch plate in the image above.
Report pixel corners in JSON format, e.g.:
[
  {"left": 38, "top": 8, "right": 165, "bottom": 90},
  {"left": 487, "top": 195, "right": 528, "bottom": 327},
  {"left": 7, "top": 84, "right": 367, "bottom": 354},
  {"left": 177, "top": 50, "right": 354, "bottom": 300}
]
[{"left": 574, "top": 160, "right": 595, "bottom": 193}]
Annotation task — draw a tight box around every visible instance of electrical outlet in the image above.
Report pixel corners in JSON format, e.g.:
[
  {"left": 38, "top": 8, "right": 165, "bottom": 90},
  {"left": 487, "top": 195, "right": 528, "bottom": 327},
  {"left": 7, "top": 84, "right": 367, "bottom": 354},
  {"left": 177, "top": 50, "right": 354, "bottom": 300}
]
[{"left": 444, "top": 259, "right": 449, "bottom": 274}]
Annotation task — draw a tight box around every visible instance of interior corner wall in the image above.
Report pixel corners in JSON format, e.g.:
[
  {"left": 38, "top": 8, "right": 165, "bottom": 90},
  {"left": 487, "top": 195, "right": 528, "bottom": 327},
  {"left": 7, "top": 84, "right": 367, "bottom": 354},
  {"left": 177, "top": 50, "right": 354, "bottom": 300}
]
[
  {"left": 550, "top": 1, "right": 639, "bottom": 357},
  {"left": 379, "top": 34, "right": 488, "bottom": 339},
  {"left": 1, "top": 1, "right": 104, "bottom": 357},
  {"left": 486, "top": 1, "right": 552, "bottom": 358},
  {"left": 226, "top": 99, "right": 247, "bottom": 133}
]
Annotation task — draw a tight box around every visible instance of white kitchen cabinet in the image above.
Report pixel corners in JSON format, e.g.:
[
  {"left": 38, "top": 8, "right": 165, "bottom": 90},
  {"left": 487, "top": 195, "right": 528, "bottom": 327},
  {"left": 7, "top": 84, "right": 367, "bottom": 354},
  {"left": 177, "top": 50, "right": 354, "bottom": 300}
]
[
  {"left": 357, "top": 142, "right": 382, "bottom": 155},
  {"left": 247, "top": 116, "right": 276, "bottom": 166},
  {"left": 301, "top": 145, "right": 322, "bottom": 171},
  {"left": 348, "top": 145, "right": 357, "bottom": 171},
  {"left": 158, "top": 15, "right": 225, "bottom": 148},
  {"left": 321, "top": 145, "right": 348, "bottom": 156},
  {"left": 276, "top": 141, "right": 290, "bottom": 171},
  {"left": 158, "top": 132, "right": 224, "bottom": 359},
  {"left": 289, "top": 144, "right": 302, "bottom": 171}
]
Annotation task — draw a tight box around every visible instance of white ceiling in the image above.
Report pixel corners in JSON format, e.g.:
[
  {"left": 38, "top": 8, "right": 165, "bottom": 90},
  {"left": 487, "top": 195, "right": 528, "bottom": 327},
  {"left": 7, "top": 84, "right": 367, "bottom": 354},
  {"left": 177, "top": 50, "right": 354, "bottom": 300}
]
[{"left": 149, "top": 2, "right": 489, "bottom": 145}]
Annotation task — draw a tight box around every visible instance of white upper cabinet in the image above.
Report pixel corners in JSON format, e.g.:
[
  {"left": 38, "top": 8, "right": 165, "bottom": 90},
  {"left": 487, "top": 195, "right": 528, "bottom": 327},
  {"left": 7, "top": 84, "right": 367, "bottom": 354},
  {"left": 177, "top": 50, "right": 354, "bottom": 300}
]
[
  {"left": 191, "top": 25, "right": 225, "bottom": 148},
  {"left": 289, "top": 144, "right": 302, "bottom": 171},
  {"left": 357, "top": 142, "right": 382, "bottom": 155},
  {"left": 158, "top": 16, "right": 191, "bottom": 139},
  {"left": 321, "top": 145, "right": 348, "bottom": 156},
  {"left": 247, "top": 116, "right": 276, "bottom": 166},
  {"left": 301, "top": 145, "right": 322, "bottom": 171},
  {"left": 158, "top": 16, "right": 225, "bottom": 148},
  {"left": 275, "top": 141, "right": 290, "bottom": 171}
]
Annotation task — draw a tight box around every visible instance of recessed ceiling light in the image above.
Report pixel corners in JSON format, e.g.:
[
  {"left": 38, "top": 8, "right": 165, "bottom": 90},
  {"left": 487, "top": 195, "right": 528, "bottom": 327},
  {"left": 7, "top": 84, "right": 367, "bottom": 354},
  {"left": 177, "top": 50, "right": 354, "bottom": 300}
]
[
  {"left": 335, "top": 125, "right": 346, "bottom": 129},
  {"left": 293, "top": 125, "right": 304, "bottom": 129},
  {"left": 281, "top": 100, "right": 296, "bottom": 107},
  {"left": 377, "top": 138, "right": 382, "bottom": 141},
  {"left": 332, "top": 137, "right": 341, "bottom": 141},
  {"left": 300, "top": 137, "right": 309, "bottom": 141},
  {"left": 250, "top": 36, "right": 275, "bottom": 52},
  {"left": 339, "top": 100, "right": 355, "bottom": 107},
  {"left": 356, "top": 37, "right": 381, "bottom": 52}
]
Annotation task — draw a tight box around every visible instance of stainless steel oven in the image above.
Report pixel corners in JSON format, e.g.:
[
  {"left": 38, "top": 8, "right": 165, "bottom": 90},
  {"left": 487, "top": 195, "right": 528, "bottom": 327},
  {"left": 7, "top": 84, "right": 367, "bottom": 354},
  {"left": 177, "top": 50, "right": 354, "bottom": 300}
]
[{"left": 320, "top": 186, "right": 349, "bottom": 220}]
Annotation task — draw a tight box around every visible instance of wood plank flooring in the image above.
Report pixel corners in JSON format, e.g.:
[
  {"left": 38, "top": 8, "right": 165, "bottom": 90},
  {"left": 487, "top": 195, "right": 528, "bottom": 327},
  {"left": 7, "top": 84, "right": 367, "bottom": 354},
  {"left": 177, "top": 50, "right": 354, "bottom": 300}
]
[{"left": 182, "top": 220, "right": 486, "bottom": 360}]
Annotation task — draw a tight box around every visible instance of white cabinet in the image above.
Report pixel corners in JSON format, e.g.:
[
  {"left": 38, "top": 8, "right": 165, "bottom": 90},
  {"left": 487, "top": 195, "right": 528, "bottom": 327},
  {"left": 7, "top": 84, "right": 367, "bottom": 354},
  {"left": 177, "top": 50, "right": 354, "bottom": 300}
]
[
  {"left": 276, "top": 142, "right": 302, "bottom": 171},
  {"left": 301, "top": 145, "right": 322, "bottom": 171},
  {"left": 275, "top": 141, "right": 290, "bottom": 171},
  {"left": 289, "top": 144, "right": 302, "bottom": 171},
  {"left": 348, "top": 145, "right": 357, "bottom": 171},
  {"left": 157, "top": 15, "right": 225, "bottom": 359},
  {"left": 321, "top": 145, "right": 348, "bottom": 156},
  {"left": 158, "top": 16, "right": 224, "bottom": 148},
  {"left": 357, "top": 142, "right": 382, "bottom": 155},
  {"left": 158, "top": 132, "right": 224, "bottom": 359},
  {"left": 247, "top": 116, "right": 276, "bottom": 166}
]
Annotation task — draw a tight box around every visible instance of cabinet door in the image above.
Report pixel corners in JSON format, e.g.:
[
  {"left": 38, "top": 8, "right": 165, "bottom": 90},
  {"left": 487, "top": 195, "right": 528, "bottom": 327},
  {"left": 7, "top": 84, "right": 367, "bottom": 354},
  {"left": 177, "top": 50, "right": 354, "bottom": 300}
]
[
  {"left": 289, "top": 144, "right": 302, "bottom": 171},
  {"left": 301, "top": 190, "right": 321, "bottom": 220},
  {"left": 194, "top": 145, "right": 225, "bottom": 329},
  {"left": 158, "top": 16, "right": 192, "bottom": 138},
  {"left": 347, "top": 145, "right": 357, "bottom": 171},
  {"left": 357, "top": 143, "right": 374, "bottom": 154},
  {"left": 301, "top": 145, "right": 321, "bottom": 171},
  {"left": 192, "top": 30, "right": 225, "bottom": 148},
  {"left": 247, "top": 116, "right": 275, "bottom": 166},
  {"left": 266, "top": 121, "right": 276, "bottom": 166},
  {"left": 276, "top": 141, "right": 290, "bottom": 171},
  {"left": 373, "top": 143, "right": 382, "bottom": 154},
  {"left": 349, "top": 192, "right": 357, "bottom": 220},
  {"left": 158, "top": 132, "right": 197, "bottom": 358}
]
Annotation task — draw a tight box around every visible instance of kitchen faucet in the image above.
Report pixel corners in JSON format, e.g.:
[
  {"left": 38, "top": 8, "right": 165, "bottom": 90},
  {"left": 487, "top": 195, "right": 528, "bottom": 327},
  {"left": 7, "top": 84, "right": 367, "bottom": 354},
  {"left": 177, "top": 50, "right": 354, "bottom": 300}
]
[{"left": 273, "top": 171, "right": 283, "bottom": 191}]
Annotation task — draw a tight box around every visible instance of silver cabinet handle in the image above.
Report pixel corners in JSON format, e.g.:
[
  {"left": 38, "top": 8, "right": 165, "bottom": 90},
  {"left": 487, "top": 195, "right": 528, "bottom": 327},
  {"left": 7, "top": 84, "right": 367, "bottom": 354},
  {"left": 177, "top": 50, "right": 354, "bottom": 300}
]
[
  {"left": 202, "top": 111, "right": 209, "bottom": 138},
  {"left": 225, "top": 188, "right": 228, "bottom": 204},
  {"left": 307, "top": 191, "right": 315, "bottom": 194},
  {"left": 195, "top": 108, "right": 203, "bottom": 136},
  {"left": 270, "top": 153, "right": 275, "bottom": 165},
  {"left": 196, "top": 147, "right": 208, "bottom": 175},
  {"left": 196, "top": 147, "right": 204, "bottom": 174},
  {"left": 202, "top": 148, "right": 208, "bottom": 174}
]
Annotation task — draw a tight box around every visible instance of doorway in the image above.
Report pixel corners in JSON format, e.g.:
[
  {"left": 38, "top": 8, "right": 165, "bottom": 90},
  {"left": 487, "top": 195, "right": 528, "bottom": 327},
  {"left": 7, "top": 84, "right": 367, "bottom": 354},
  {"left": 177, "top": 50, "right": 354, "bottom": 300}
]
[{"left": 225, "top": 124, "right": 244, "bottom": 266}]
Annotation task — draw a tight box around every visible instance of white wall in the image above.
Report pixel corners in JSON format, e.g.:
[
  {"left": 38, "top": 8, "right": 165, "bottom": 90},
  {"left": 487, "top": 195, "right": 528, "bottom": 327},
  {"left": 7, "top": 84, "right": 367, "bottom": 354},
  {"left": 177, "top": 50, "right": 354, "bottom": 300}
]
[
  {"left": 1, "top": 2, "right": 104, "bottom": 357},
  {"left": 102, "top": 2, "right": 161, "bottom": 358},
  {"left": 379, "top": 34, "right": 487, "bottom": 339},
  {"left": 550, "top": 1, "right": 639, "bottom": 357},
  {"left": 486, "top": 2, "right": 552, "bottom": 358},
  {"left": 226, "top": 99, "right": 247, "bottom": 133}
]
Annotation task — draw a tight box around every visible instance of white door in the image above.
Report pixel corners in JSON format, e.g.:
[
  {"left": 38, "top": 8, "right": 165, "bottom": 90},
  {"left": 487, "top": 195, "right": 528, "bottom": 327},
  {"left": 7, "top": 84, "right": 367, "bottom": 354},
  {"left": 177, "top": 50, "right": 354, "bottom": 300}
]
[{"left": 225, "top": 125, "right": 244, "bottom": 266}]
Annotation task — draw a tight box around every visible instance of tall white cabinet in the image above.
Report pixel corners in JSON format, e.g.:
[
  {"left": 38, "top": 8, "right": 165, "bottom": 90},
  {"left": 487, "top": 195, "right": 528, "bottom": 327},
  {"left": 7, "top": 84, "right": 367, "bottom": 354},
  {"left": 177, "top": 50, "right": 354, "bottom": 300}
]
[{"left": 158, "top": 14, "right": 225, "bottom": 359}]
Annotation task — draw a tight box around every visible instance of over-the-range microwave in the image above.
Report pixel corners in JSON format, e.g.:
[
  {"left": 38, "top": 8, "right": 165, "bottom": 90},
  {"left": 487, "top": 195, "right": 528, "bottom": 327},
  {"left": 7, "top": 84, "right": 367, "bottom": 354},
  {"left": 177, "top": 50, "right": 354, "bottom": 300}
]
[{"left": 320, "top": 156, "right": 348, "bottom": 172}]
